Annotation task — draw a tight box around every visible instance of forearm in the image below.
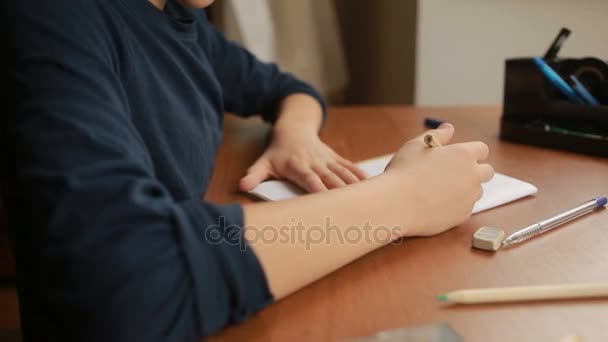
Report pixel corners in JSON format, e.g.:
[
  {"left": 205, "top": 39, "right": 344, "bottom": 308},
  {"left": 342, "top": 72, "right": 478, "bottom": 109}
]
[
  {"left": 243, "top": 123, "right": 492, "bottom": 300},
  {"left": 243, "top": 172, "right": 415, "bottom": 299},
  {"left": 273, "top": 93, "right": 324, "bottom": 136}
]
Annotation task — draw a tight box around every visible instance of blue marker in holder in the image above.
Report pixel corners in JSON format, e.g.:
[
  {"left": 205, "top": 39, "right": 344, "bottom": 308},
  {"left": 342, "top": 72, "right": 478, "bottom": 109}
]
[
  {"left": 570, "top": 75, "right": 600, "bottom": 106},
  {"left": 533, "top": 57, "right": 584, "bottom": 104}
]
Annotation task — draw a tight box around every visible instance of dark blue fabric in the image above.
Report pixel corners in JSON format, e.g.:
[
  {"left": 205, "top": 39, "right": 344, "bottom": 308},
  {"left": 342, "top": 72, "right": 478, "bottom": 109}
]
[{"left": 7, "top": 0, "right": 326, "bottom": 341}]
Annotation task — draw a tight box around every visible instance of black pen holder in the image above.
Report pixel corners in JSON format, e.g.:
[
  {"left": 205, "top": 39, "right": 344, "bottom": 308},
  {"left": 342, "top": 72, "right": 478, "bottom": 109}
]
[{"left": 500, "top": 57, "right": 608, "bottom": 157}]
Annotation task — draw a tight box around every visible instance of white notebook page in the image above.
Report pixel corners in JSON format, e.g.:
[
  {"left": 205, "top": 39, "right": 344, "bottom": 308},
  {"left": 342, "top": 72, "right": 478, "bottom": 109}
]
[{"left": 249, "top": 154, "right": 538, "bottom": 214}]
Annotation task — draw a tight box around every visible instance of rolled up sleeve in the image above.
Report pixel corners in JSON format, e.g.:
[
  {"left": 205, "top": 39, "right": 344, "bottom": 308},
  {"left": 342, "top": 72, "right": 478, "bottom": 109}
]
[{"left": 11, "top": 3, "right": 272, "bottom": 341}]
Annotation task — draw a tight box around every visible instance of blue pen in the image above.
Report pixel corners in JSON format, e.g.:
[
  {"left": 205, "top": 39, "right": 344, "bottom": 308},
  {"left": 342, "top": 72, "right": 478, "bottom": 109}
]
[
  {"left": 570, "top": 75, "right": 600, "bottom": 106},
  {"left": 533, "top": 57, "right": 584, "bottom": 104},
  {"left": 424, "top": 117, "right": 446, "bottom": 129},
  {"left": 502, "top": 196, "right": 607, "bottom": 247}
]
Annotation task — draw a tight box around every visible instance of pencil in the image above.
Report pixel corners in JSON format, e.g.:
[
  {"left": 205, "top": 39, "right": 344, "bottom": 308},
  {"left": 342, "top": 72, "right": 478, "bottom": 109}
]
[
  {"left": 424, "top": 134, "right": 442, "bottom": 148},
  {"left": 438, "top": 283, "right": 608, "bottom": 304}
]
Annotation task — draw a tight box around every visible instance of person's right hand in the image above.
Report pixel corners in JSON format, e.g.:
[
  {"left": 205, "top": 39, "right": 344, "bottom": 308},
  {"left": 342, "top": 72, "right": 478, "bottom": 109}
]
[{"left": 384, "top": 123, "right": 494, "bottom": 237}]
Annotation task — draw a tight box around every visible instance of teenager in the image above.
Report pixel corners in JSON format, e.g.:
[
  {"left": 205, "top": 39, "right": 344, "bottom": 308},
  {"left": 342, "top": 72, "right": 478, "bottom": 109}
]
[{"left": 8, "top": 0, "right": 493, "bottom": 341}]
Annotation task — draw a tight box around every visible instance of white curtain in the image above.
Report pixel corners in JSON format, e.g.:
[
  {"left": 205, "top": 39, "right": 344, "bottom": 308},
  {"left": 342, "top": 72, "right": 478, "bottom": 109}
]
[{"left": 218, "top": 0, "right": 349, "bottom": 103}]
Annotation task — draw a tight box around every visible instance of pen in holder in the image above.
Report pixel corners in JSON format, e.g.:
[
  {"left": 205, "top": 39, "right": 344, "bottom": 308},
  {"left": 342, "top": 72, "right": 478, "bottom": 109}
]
[{"left": 500, "top": 28, "right": 608, "bottom": 157}]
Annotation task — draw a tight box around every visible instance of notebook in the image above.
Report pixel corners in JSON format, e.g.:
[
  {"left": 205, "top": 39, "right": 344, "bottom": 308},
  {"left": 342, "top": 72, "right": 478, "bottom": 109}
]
[{"left": 249, "top": 154, "right": 538, "bottom": 214}]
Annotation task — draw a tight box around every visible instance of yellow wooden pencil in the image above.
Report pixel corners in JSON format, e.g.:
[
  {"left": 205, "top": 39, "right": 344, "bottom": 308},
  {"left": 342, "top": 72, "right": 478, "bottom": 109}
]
[{"left": 439, "top": 283, "right": 608, "bottom": 304}]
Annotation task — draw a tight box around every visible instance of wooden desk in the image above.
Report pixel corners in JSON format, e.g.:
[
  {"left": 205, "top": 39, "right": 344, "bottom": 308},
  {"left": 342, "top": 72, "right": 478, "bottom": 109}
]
[{"left": 208, "top": 106, "right": 608, "bottom": 342}]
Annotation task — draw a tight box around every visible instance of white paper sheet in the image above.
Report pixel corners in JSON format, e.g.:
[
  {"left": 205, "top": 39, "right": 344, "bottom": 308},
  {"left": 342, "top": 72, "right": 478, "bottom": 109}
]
[{"left": 249, "top": 154, "right": 538, "bottom": 214}]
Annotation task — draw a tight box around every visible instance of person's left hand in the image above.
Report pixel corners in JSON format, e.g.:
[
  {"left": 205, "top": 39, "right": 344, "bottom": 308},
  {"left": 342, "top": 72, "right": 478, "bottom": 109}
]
[{"left": 239, "top": 128, "right": 368, "bottom": 193}]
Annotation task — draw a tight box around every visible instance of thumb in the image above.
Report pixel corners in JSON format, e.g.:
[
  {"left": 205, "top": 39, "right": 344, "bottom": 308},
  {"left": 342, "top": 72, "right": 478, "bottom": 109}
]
[
  {"left": 239, "top": 161, "right": 272, "bottom": 192},
  {"left": 424, "top": 122, "right": 455, "bottom": 146}
]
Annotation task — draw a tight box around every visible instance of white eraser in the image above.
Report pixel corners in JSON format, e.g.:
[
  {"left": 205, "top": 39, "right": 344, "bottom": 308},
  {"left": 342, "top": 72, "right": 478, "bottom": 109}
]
[{"left": 472, "top": 226, "right": 505, "bottom": 251}]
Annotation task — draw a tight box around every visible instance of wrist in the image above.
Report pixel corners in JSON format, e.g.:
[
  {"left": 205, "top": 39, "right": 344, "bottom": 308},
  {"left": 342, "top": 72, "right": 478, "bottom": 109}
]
[
  {"left": 272, "top": 94, "right": 323, "bottom": 137},
  {"left": 375, "top": 171, "right": 422, "bottom": 238},
  {"left": 272, "top": 121, "right": 319, "bottom": 141}
]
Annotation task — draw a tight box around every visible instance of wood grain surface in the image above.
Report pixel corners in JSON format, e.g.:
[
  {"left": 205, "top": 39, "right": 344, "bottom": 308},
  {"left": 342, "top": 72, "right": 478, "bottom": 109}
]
[
  {"left": 1, "top": 106, "right": 606, "bottom": 341},
  {"left": 208, "top": 106, "right": 608, "bottom": 342}
]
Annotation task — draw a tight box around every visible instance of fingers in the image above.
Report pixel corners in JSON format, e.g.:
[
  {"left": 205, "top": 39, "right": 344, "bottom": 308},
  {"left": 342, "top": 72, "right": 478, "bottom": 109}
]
[
  {"left": 328, "top": 163, "right": 359, "bottom": 184},
  {"left": 239, "top": 162, "right": 271, "bottom": 192},
  {"left": 281, "top": 151, "right": 368, "bottom": 192},
  {"left": 418, "top": 122, "right": 455, "bottom": 146},
  {"left": 477, "top": 163, "right": 495, "bottom": 183},
  {"left": 337, "top": 159, "right": 369, "bottom": 181},
  {"left": 461, "top": 141, "right": 490, "bottom": 162},
  {"left": 251, "top": 141, "right": 366, "bottom": 193},
  {"left": 313, "top": 164, "right": 347, "bottom": 189},
  {"left": 284, "top": 162, "right": 328, "bottom": 193},
  {"left": 289, "top": 162, "right": 367, "bottom": 192},
  {"left": 476, "top": 185, "right": 484, "bottom": 201},
  {"left": 301, "top": 172, "right": 330, "bottom": 193},
  {"left": 473, "top": 163, "right": 494, "bottom": 203}
]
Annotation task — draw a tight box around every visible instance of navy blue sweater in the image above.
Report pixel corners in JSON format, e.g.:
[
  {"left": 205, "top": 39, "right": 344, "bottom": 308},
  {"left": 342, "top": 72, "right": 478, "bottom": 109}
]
[{"left": 8, "top": 0, "right": 325, "bottom": 341}]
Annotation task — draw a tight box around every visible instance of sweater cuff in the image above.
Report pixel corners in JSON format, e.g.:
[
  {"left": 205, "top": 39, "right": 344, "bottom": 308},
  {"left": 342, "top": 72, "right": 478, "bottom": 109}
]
[{"left": 177, "top": 200, "right": 274, "bottom": 336}]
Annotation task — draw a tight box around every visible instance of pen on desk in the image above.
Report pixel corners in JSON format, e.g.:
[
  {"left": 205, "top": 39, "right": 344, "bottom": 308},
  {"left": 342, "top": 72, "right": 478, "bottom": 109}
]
[
  {"left": 502, "top": 196, "right": 607, "bottom": 247},
  {"left": 438, "top": 283, "right": 608, "bottom": 304},
  {"left": 424, "top": 117, "right": 446, "bottom": 129}
]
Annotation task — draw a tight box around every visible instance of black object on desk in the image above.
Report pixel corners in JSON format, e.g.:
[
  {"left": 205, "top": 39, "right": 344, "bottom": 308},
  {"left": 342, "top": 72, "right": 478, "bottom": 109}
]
[
  {"left": 500, "top": 28, "right": 608, "bottom": 157},
  {"left": 349, "top": 323, "right": 462, "bottom": 342}
]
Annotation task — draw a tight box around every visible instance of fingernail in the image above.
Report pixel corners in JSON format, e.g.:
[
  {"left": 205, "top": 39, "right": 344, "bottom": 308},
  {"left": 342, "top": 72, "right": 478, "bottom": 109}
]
[{"left": 439, "top": 122, "right": 452, "bottom": 129}]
